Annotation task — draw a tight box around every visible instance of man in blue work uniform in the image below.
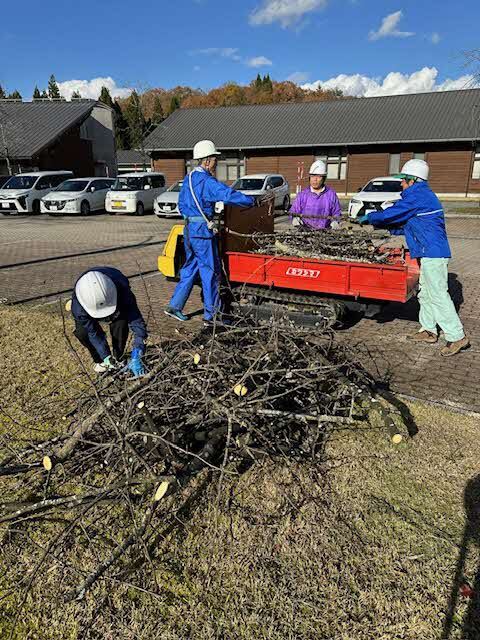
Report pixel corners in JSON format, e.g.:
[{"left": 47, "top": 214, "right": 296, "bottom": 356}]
[
  {"left": 164, "top": 139, "right": 257, "bottom": 326},
  {"left": 72, "top": 267, "right": 147, "bottom": 376},
  {"left": 359, "top": 159, "right": 469, "bottom": 357}
]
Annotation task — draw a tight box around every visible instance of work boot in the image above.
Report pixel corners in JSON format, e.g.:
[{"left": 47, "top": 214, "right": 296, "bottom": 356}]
[
  {"left": 94, "top": 362, "right": 108, "bottom": 374},
  {"left": 440, "top": 336, "right": 470, "bottom": 357},
  {"left": 407, "top": 330, "right": 437, "bottom": 344},
  {"left": 164, "top": 307, "right": 188, "bottom": 322}
]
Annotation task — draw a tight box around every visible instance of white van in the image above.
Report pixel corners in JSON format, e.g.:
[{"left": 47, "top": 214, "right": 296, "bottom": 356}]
[
  {"left": 106, "top": 172, "right": 167, "bottom": 215},
  {"left": 0, "top": 171, "right": 74, "bottom": 215}
]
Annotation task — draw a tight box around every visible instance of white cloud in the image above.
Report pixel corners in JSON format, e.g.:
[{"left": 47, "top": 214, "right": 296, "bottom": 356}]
[
  {"left": 287, "top": 71, "right": 310, "bottom": 83},
  {"left": 368, "top": 11, "right": 415, "bottom": 41},
  {"left": 194, "top": 47, "right": 242, "bottom": 61},
  {"left": 249, "top": 0, "right": 328, "bottom": 28},
  {"left": 430, "top": 32, "right": 441, "bottom": 44},
  {"left": 301, "top": 67, "right": 477, "bottom": 97},
  {"left": 58, "top": 77, "right": 132, "bottom": 100},
  {"left": 247, "top": 56, "right": 273, "bottom": 67},
  {"left": 193, "top": 65, "right": 201, "bottom": 72}
]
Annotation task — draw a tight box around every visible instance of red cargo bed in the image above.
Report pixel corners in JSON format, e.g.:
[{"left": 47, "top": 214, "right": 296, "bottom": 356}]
[{"left": 225, "top": 249, "right": 420, "bottom": 304}]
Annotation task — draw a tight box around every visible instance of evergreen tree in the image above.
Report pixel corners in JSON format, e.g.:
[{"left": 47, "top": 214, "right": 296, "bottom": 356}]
[
  {"left": 151, "top": 95, "right": 164, "bottom": 124},
  {"left": 8, "top": 90, "right": 22, "bottom": 100},
  {"left": 33, "top": 86, "right": 41, "bottom": 100},
  {"left": 167, "top": 95, "right": 180, "bottom": 115},
  {"left": 71, "top": 90, "right": 82, "bottom": 100},
  {"left": 98, "top": 86, "right": 114, "bottom": 107},
  {"left": 254, "top": 73, "right": 263, "bottom": 91},
  {"left": 263, "top": 74, "right": 273, "bottom": 92},
  {"left": 41, "top": 90, "right": 49, "bottom": 99},
  {"left": 113, "top": 100, "right": 131, "bottom": 150},
  {"left": 124, "top": 91, "right": 146, "bottom": 149},
  {"left": 48, "top": 75, "right": 61, "bottom": 99},
  {"left": 0, "top": 85, "right": 6, "bottom": 99}
]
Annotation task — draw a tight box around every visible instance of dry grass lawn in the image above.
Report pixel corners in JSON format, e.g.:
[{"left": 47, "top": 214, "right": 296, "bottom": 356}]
[{"left": 1, "top": 305, "right": 480, "bottom": 639}]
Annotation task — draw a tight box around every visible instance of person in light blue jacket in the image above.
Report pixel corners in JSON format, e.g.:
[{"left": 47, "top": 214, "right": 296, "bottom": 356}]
[
  {"left": 165, "top": 140, "right": 256, "bottom": 326},
  {"left": 359, "top": 159, "right": 469, "bottom": 357}
]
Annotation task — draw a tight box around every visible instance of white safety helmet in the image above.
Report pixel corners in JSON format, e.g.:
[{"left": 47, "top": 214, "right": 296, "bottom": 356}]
[
  {"left": 309, "top": 160, "right": 327, "bottom": 176},
  {"left": 193, "top": 139, "right": 221, "bottom": 160},
  {"left": 397, "top": 159, "right": 429, "bottom": 181},
  {"left": 75, "top": 271, "right": 117, "bottom": 319}
]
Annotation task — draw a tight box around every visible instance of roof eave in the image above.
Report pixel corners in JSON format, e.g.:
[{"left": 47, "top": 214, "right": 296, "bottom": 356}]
[{"left": 146, "top": 136, "right": 479, "bottom": 153}]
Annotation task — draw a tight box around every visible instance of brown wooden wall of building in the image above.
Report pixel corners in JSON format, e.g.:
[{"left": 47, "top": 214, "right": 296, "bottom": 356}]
[
  {"left": 152, "top": 158, "right": 185, "bottom": 185},
  {"left": 426, "top": 149, "right": 471, "bottom": 193},
  {"left": 151, "top": 143, "right": 480, "bottom": 195},
  {"left": 347, "top": 152, "right": 389, "bottom": 192}
]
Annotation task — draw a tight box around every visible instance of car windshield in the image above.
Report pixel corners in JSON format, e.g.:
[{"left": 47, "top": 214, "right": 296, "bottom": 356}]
[
  {"left": 113, "top": 176, "right": 144, "bottom": 191},
  {"left": 168, "top": 181, "right": 183, "bottom": 193},
  {"left": 55, "top": 180, "right": 89, "bottom": 192},
  {"left": 232, "top": 178, "right": 265, "bottom": 191},
  {"left": 363, "top": 180, "right": 402, "bottom": 193},
  {"left": 3, "top": 175, "right": 37, "bottom": 189}
]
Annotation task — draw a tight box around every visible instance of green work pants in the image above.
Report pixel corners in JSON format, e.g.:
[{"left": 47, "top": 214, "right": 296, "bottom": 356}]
[{"left": 418, "top": 257, "right": 465, "bottom": 343}]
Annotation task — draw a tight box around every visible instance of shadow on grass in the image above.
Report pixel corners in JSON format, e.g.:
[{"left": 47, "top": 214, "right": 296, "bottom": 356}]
[{"left": 443, "top": 474, "right": 480, "bottom": 639}]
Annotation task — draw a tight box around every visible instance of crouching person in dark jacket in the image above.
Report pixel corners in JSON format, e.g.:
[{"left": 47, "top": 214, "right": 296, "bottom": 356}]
[{"left": 71, "top": 267, "right": 147, "bottom": 376}]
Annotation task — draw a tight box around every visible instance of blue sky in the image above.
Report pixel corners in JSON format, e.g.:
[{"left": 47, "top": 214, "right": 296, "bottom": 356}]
[{"left": 1, "top": 0, "right": 478, "bottom": 100}]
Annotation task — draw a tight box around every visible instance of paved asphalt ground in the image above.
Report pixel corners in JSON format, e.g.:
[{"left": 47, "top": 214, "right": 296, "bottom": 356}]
[{"left": 1, "top": 211, "right": 479, "bottom": 414}]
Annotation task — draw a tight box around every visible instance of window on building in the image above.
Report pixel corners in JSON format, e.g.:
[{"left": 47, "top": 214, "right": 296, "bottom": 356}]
[
  {"left": 413, "top": 152, "right": 425, "bottom": 160},
  {"left": 186, "top": 154, "right": 245, "bottom": 182},
  {"left": 389, "top": 153, "right": 401, "bottom": 174},
  {"left": 472, "top": 146, "right": 480, "bottom": 180},
  {"left": 315, "top": 149, "right": 347, "bottom": 181}
]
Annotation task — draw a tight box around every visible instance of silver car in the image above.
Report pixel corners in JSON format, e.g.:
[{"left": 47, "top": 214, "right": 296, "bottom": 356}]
[
  {"left": 232, "top": 174, "right": 290, "bottom": 211},
  {"left": 154, "top": 180, "right": 183, "bottom": 218}
]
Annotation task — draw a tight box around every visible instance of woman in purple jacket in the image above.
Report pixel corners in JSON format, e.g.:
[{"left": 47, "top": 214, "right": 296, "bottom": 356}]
[{"left": 289, "top": 160, "right": 342, "bottom": 229}]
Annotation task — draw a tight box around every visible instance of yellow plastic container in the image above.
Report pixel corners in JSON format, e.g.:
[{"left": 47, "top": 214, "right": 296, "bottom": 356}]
[{"left": 158, "top": 224, "right": 184, "bottom": 278}]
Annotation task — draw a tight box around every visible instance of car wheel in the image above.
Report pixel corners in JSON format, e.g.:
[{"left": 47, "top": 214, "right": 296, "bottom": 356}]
[
  {"left": 32, "top": 200, "right": 41, "bottom": 215},
  {"left": 136, "top": 202, "right": 145, "bottom": 216},
  {"left": 283, "top": 195, "right": 291, "bottom": 212},
  {"left": 81, "top": 200, "right": 91, "bottom": 215}
]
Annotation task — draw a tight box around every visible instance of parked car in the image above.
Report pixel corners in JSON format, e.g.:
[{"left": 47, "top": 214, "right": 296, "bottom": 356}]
[
  {"left": 154, "top": 180, "right": 183, "bottom": 218},
  {"left": 41, "top": 178, "right": 115, "bottom": 215},
  {"left": 0, "top": 171, "right": 73, "bottom": 215},
  {"left": 106, "top": 172, "right": 167, "bottom": 215},
  {"left": 231, "top": 174, "right": 290, "bottom": 211},
  {"left": 348, "top": 177, "right": 403, "bottom": 220}
]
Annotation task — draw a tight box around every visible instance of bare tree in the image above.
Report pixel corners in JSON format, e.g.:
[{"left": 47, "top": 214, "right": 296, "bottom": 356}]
[{"left": 0, "top": 106, "right": 13, "bottom": 174}]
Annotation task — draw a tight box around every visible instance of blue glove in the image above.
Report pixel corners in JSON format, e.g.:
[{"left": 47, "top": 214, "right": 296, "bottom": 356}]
[
  {"left": 128, "top": 348, "right": 145, "bottom": 377},
  {"left": 357, "top": 214, "right": 370, "bottom": 225}
]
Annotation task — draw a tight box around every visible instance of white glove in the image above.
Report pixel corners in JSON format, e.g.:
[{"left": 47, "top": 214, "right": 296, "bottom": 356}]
[
  {"left": 330, "top": 220, "right": 341, "bottom": 230},
  {"left": 292, "top": 217, "right": 301, "bottom": 227}
]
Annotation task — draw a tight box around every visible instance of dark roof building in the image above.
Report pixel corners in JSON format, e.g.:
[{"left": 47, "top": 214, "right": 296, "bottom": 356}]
[
  {"left": 145, "top": 89, "right": 480, "bottom": 196},
  {"left": 116, "top": 149, "right": 151, "bottom": 173},
  {"left": 0, "top": 100, "right": 117, "bottom": 177}
]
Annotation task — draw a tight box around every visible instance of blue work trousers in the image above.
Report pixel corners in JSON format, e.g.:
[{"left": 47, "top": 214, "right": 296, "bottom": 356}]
[{"left": 169, "top": 225, "right": 221, "bottom": 321}]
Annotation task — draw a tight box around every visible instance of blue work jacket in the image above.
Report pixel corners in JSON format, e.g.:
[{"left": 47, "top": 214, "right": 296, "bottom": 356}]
[
  {"left": 72, "top": 267, "right": 147, "bottom": 361},
  {"left": 178, "top": 166, "right": 255, "bottom": 237},
  {"left": 367, "top": 181, "right": 451, "bottom": 259}
]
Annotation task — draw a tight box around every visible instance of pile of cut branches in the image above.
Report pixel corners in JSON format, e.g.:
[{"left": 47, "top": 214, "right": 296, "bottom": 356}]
[
  {"left": 0, "top": 321, "right": 407, "bottom": 613},
  {"left": 252, "top": 227, "right": 392, "bottom": 263}
]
